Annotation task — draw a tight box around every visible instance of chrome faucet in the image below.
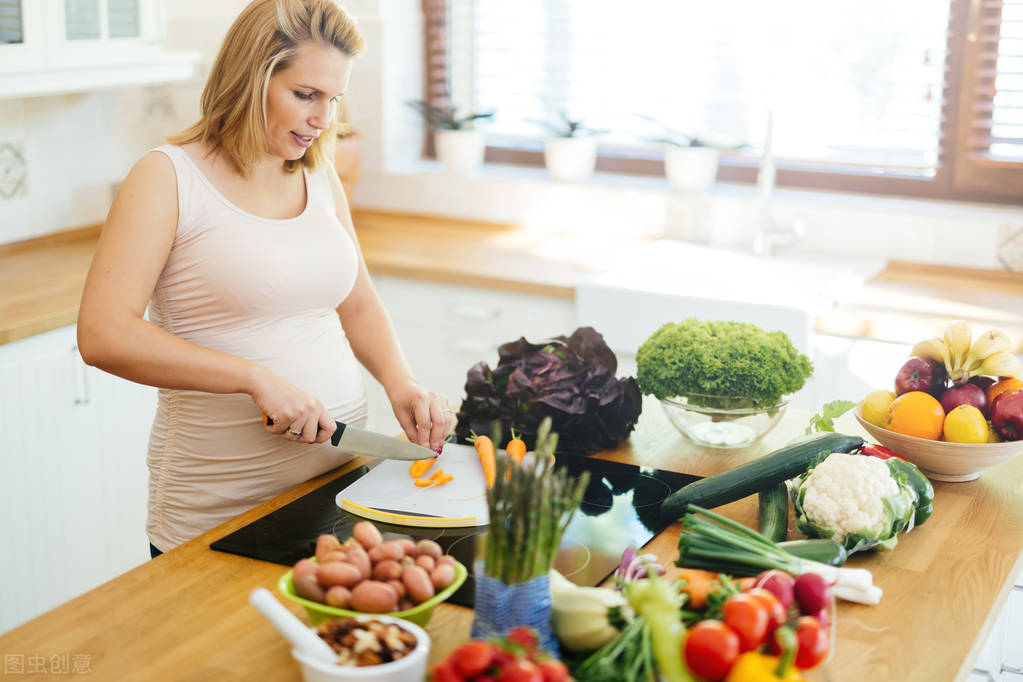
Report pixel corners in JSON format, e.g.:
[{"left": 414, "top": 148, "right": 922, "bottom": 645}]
[{"left": 752, "top": 111, "right": 801, "bottom": 256}]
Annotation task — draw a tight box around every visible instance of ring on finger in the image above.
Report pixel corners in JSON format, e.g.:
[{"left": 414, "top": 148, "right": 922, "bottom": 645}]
[{"left": 289, "top": 429, "right": 302, "bottom": 436}]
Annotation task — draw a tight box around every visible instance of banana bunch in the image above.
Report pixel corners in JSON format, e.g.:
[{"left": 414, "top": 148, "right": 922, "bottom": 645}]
[{"left": 911, "top": 322, "right": 1022, "bottom": 385}]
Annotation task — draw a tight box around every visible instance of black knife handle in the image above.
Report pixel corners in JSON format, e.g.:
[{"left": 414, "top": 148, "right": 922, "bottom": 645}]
[
  {"left": 331, "top": 421, "right": 346, "bottom": 447},
  {"left": 263, "top": 413, "right": 346, "bottom": 445}
]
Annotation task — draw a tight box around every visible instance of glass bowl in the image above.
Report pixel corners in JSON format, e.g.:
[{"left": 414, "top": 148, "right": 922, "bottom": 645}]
[{"left": 660, "top": 394, "right": 789, "bottom": 449}]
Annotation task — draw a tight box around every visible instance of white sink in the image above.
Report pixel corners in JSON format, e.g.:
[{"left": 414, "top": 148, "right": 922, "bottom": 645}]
[{"left": 576, "top": 239, "right": 883, "bottom": 358}]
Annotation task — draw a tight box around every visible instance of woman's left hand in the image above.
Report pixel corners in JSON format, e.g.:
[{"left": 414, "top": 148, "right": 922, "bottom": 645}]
[{"left": 387, "top": 379, "right": 452, "bottom": 452}]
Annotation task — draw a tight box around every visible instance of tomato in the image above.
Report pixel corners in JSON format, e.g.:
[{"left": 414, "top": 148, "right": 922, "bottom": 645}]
[
  {"left": 746, "top": 587, "right": 787, "bottom": 632},
  {"left": 794, "top": 615, "right": 830, "bottom": 669},
  {"left": 536, "top": 659, "right": 571, "bottom": 682},
  {"left": 506, "top": 626, "right": 540, "bottom": 651},
  {"left": 498, "top": 659, "right": 543, "bottom": 682},
  {"left": 431, "top": 658, "right": 463, "bottom": 682},
  {"left": 683, "top": 620, "right": 740, "bottom": 681},
  {"left": 722, "top": 593, "right": 769, "bottom": 652},
  {"left": 453, "top": 640, "right": 495, "bottom": 677}
]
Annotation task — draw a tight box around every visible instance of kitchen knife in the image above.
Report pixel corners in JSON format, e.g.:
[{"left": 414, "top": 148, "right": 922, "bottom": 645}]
[{"left": 262, "top": 414, "right": 435, "bottom": 461}]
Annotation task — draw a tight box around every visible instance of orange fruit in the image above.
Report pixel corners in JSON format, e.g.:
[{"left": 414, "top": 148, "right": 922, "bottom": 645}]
[
  {"left": 987, "top": 378, "right": 1023, "bottom": 407},
  {"left": 943, "top": 405, "right": 988, "bottom": 443},
  {"left": 883, "top": 391, "right": 945, "bottom": 440}
]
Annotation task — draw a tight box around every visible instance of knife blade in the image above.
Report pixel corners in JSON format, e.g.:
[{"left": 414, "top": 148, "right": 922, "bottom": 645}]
[{"left": 262, "top": 415, "right": 435, "bottom": 461}]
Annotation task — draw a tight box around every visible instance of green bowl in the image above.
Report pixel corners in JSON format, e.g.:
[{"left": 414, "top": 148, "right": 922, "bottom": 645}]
[{"left": 278, "top": 559, "right": 467, "bottom": 627}]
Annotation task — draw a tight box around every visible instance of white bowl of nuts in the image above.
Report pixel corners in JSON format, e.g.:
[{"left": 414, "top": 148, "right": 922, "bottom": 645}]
[{"left": 291, "top": 614, "right": 430, "bottom": 682}]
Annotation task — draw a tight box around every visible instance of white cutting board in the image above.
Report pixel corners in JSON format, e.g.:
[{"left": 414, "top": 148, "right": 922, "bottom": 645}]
[{"left": 336, "top": 443, "right": 490, "bottom": 527}]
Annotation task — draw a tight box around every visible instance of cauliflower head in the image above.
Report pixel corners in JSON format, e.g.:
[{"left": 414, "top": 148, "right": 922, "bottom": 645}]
[{"left": 791, "top": 452, "right": 918, "bottom": 554}]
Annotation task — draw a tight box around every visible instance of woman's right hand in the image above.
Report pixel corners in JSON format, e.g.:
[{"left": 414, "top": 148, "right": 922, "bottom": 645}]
[{"left": 249, "top": 367, "right": 335, "bottom": 444}]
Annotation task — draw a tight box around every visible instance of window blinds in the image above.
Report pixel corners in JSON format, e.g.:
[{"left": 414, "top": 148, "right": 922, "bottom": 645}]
[
  {"left": 442, "top": 0, "right": 952, "bottom": 177},
  {"left": 0, "top": 0, "right": 21, "bottom": 44},
  {"left": 975, "top": 0, "right": 1023, "bottom": 162}
]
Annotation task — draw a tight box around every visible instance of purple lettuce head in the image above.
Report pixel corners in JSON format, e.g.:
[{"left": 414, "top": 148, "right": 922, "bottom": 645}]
[{"left": 454, "top": 327, "right": 642, "bottom": 456}]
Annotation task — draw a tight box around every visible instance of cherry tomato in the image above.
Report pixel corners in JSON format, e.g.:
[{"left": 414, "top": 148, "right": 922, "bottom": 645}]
[
  {"left": 795, "top": 615, "right": 830, "bottom": 669},
  {"left": 722, "top": 593, "right": 769, "bottom": 652},
  {"left": 430, "top": 659, "right": 462, "bottom": 682},
  {"left": 499, "top": 659, "right": 544, "bottom": 682},
  {"left": 506, "top": 626, "right": 540, "bottom": 651},
  {"left": 536, "top": 659, "right": 571, "bottom": 682},
  {"left": 452, "top": 640, "right": 495, "bottom": 677},
  {"left": 746, "top": 587, "right": 787, "bottom": 632},
  {"left": 683, "top": 620, "right": 740, "bottom": 681}
]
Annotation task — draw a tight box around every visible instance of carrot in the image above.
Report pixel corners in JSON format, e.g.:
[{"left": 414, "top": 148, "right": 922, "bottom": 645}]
[
  {"left": 414, "top": 478, "right": 432, "bottom": 487},
  {"left": 409, "top": 456, "right": 437, "bottom": 479},
  {"left": 676, "top": 568, "right": 719, "bottom": 610},
  {"left": 473, "top": 435, "right": 497, "bottom": 488},
  {"left": 432, "top": 473, "right": 454, "bottom": 487},
  {"left": 429, "top": 469, "right": 446, "bottom": 481},
  {"left": 506, "top": 431, "right": 526, "bottom": 466}
]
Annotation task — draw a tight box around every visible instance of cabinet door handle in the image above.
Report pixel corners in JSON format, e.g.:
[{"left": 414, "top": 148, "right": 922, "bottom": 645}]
[
  {"left": 448, "top": 303, "right": 501, "bottom": 321},
  {"left": 71, "top": 345, "right": 90, "bottom": 406}
]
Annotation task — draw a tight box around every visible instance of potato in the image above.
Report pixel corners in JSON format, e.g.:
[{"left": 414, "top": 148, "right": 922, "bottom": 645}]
[
  {"left": 386, "top": 579, "right": 406, "bottom": 600},
  {"left": 293, "top": 573, "right": 326, "bottom": 603},
  {"left": 400, "top": 556, "right": 415, "bottom": 569},
  {"left": 325, "top": 585, "right": 351, "bottom": 609},
  {"left": 397, "top": 598, "right": 414, "bottom": 612},
  {"left": 395, "top": 538, "right": 416, "bottom": 556},
  {"left": 367, "top": 545, "right": 385, "bottom": 563},
  {"left": 436, "top": 554, "right": 455, "bottom": 567},
  {"left": 315, "top": 534, "right": 342, "bottom": 563},
  {"left": 371, "top": 559, "right": 403, "bottom": 582},
  {"left": 352, "top": 521, "right": 383, "bottom": 550},
  {"left": 430, "top": 562, "right": 456, "bottom": 591},
  {"left": 349, "top": 580, "right": 398, "bottom": 613},
  {"left": 414, "top": 539, "right": 442, "bottom": 561},
  {"left": 293, "top": 559, "right": 319, "bottom": 578},
  {"left": 377, "top": 541, "right": 406, "bottom": 561},
  {"left": 318, "top": 561, "right": 362, "bottom": 588},
  {"left": 402, "top": 565, "right": 435, "bottom": 604},
  {"left": 320, "top": 550, "right": 348, "bottom": 564},
  {"left": 414, "top": 555, "right": 436, "bottom": 573},
  {"left": 345, "top": 546, "right": 371, "bottom": 579}
]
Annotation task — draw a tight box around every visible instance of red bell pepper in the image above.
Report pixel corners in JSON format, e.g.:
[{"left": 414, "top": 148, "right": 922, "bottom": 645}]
[{"left": 859, "top": 443, "right": 906, "bottom": 461}]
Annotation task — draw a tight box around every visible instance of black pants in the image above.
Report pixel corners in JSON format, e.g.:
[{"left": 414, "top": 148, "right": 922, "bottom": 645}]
[{"left": 149, "top": 543, "right": 163, "bottom": 559}]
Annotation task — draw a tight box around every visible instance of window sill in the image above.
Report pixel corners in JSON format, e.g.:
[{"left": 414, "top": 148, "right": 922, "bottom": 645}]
[{"left": 0, "top": 50, "right": 199, "bottom": 100}]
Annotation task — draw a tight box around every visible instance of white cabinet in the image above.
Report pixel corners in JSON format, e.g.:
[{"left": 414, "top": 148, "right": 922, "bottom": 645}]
[
  {"left": 0, "top": 325, "right": 155, "bottom": 634},
  {"left": 361, "top": 276, "right": 575, "bottom": 434},
  {"left": 0, "top": 0, "right": 197, "bottom": 99}
]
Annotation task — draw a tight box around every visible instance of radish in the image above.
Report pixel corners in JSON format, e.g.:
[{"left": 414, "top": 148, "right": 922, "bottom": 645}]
[
  {"left": 754, "top": 569, "right": 795, "bottom": 611},
  {"left": 794, "top": 572, "right": 832, "bottom": 615}
]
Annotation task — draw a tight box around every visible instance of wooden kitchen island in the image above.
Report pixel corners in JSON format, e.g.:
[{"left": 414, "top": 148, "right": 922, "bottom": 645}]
[{"left": 1, "top": 405, "right": 1021, "bottom": 682}]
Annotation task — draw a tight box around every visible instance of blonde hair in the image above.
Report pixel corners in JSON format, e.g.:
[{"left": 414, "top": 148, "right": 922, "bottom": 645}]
[{"left": 169, "top": 0, "right": 364, "bottom": 176}]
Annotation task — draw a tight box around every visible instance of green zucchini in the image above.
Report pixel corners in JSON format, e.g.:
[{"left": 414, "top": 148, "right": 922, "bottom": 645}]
[
  {"left": 757, "top": 482, "right": 789, "bottom": 543},
  {"left": 778, "top": 538, "right": 848, "bottom": 567},
  {"left": 660, "top": 432, "right": 864, "bottom": 522}
]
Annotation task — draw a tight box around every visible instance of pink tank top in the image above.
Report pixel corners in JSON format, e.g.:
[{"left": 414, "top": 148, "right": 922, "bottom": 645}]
[{"left": 146, "top": 144, "right": 365, "bottom": 551}]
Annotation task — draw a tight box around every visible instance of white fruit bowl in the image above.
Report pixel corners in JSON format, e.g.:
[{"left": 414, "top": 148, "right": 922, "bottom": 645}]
[{"left": 855, "top": 405, "right": 1023, "bottom": 482}]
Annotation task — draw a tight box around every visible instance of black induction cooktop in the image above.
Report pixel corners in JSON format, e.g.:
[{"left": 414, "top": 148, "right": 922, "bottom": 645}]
[{"left": 211, "top": 455, "right": 700, "bottom": 607}]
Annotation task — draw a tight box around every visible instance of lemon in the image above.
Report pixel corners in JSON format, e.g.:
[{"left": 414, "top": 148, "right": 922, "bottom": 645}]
[
  {"left": 943, "top": 405, "right": 989, "bottom": 443},
  {"left": 861, "top": 389, "right": 897, "bottom": 426}
]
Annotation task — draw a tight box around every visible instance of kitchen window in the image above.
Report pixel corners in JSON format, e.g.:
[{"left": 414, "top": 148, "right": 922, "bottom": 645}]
[{"left": 423, "top": 0, "right": 1023, "bottom": 204}]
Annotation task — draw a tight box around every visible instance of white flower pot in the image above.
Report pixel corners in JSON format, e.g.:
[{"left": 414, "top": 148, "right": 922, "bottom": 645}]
[
  {"left": 543, "top": 136, "right": 598, "bottom": 182},
  {"left": 434, "top": 129, "right": 485, "bottom": 175},
  {"left": 664, "top": 146, "right": 720, "bottom": 193}
]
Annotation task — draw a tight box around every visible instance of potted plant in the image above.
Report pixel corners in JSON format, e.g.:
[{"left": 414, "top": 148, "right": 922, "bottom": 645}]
[
  {"left": 407, "top": 100, "right": 494, "bottom": 175},
  {"left": 639, "top": 116, "right": 743, "bottom": 193},
  {"left": 532, "top": 112, "right": 606, "bottom": 182}
]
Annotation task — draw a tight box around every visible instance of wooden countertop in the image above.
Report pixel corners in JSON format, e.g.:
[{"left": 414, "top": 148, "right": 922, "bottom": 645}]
[
  {"left": 2, "top": 210, "right": 1022, "bottom": 349},
  {"left": 1, "top": 405, "right": 1021, "bottom": 681}
]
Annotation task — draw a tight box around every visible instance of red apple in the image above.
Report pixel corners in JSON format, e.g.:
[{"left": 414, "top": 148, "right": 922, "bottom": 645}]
[
  {"left": 991, "top": 389, "right": 1023, "bottom": 441},
  {"left": 970, "top": 375, "right": 997, "bottom": 394},
  {"left": 895, "top": 358, "right": 948, "bottom": 398},
  {"left": 940, "top": 383, "right": 988, "bottom": 417}
]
